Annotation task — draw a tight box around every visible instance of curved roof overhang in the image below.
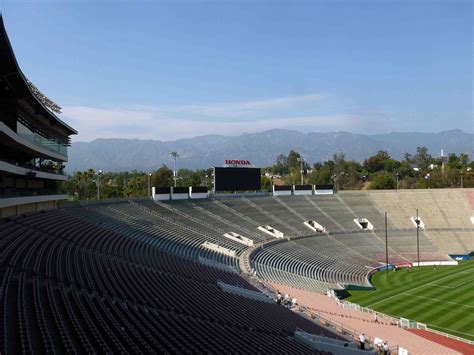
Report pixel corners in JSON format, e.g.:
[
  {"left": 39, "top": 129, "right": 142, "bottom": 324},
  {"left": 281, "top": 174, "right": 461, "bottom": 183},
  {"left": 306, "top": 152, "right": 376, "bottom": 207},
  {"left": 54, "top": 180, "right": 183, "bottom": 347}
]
[{"left": 0, "top": 15, "right": 77, "bottom": 136}]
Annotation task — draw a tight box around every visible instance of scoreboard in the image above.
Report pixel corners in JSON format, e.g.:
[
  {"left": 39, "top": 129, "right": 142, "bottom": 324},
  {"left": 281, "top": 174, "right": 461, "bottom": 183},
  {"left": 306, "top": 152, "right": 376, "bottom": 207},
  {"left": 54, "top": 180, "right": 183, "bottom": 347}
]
[{"left": 214, "top": 167, "right": 261, "bottom": 192}]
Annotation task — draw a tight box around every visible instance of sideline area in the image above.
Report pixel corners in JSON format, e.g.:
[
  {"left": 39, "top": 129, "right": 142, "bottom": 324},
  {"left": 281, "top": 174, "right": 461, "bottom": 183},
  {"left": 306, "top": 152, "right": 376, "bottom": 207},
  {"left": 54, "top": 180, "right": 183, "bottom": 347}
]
[
  {"left": 346, "top": 261, "right": 474, "bottom": 341},
  {"left": 265, "top": 280, "right": 461, "bottom": 354}
]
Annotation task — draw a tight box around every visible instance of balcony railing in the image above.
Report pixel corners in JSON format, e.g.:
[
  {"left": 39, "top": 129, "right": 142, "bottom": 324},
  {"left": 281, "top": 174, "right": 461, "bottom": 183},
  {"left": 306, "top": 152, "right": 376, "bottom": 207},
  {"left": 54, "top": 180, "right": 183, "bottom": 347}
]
[
  {"left": 0, "top": 187, "right": 60, "bottom": 198},
  {"left": 1, "top": 158, "right": 65, "bottom": 176},
  {"left": 17, "top": 122, "right": 68, "bottom": 156}
]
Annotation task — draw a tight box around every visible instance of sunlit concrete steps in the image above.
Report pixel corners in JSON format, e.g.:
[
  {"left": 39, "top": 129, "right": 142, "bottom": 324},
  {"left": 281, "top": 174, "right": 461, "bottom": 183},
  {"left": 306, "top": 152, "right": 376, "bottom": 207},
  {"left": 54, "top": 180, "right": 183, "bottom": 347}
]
[
  {"left": 190, "top": 200, "right": 265, "bottom": 241},
  {"left": 369, "top": 189, "right": 474, "bottom": 254},
  {"left": 330, "top": 232, "right": 386, "bottom": 255},
  {"left": 272, "top": 196, "right": 308, "bottom": 221},
  {"left": 370, "top": 189, "right": 474, "bottom": 230},
  {"left": 305, "top": 195, "right": 361, "bottom": 231},
  {"left": 152, "top": 199, "right": 266, "bottom": 242},
  {"left": 408, "top": 328, "right": 474, "bottom": 355},
  {"left": 192, "top": 199, "right": 268, "bottom": 241},
  {"left": 219, "top": 197, "right": 298, "bottom": 236},
  {"left": 301, "top": 195, "right": 347, "bottom": 232},
  {"left": 147, "top": 199, "right": 229, "bottom": 233},
  {"left": 211, "top": 199, "right": 270, "bottom": 238},
  {"left": 310, "top": 231, "right": 445, "bottom": 262},
  {"left": 337, "top": 192, "right": 394, "bottom": 230},
  {"left": 242, "top": 197, "right": 303, "bottom": 235},
  {"left": 376, "top": 230, "right": 439, "bottom": 254},
  {"left": 267, "top": 281, "right": 462, "bottom": 355},
  {"left": 426, "top": 230, "right": 473, "bottom": 255}
]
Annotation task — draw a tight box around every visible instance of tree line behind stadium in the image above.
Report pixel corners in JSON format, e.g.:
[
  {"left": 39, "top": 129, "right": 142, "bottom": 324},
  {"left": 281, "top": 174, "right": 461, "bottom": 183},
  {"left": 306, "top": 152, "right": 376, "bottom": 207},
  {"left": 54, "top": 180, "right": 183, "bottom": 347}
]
[{"left": 60, "top": 146, "right": 473, "bottom": 200}]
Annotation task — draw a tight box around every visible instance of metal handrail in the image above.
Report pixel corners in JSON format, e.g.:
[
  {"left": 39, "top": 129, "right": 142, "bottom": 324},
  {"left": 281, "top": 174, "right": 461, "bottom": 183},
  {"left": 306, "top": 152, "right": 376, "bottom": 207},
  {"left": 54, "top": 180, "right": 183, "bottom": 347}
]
[{"left": 341, "top": 299, "right": 474, "bottom": 345}]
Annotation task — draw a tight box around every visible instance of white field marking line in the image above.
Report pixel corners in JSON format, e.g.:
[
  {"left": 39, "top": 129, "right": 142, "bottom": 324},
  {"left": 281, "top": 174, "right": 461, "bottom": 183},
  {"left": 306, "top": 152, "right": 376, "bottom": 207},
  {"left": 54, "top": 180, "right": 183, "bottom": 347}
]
[
  {"left": 446, "top": 279, "right": 473, "bottom": 288},
  {"left": 428, "top": 273, "right": 474, "bottom": 288},
  {"left": 402, "top": 292, "right": 474, "bottom": 309},
  {"left": 429, "top": 282, "right": 472, "bottom": 289},
  {"left": 366, "top": 267, "right": 474, "bottom": 308},
  {"left": 429, "top": 284, "right": 457, "bottom": 289}
]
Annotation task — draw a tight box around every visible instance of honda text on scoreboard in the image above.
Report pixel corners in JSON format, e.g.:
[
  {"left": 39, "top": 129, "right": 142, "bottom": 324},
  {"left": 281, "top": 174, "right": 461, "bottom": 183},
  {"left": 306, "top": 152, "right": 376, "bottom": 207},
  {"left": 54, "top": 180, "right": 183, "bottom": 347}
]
[{"left": 214, "top": 159, "right": 261, "bottom": 192}]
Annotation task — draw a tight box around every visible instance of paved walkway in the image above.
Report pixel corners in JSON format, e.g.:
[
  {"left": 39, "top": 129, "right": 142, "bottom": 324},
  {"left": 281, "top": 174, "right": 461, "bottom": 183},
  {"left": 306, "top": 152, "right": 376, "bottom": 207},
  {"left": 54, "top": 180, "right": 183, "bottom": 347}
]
[
  {"left": 408, "top": 329, "right": 474, "bottom": 355},
  {"left": 267, "top": 281, "right": 461, "bottom": 354}
]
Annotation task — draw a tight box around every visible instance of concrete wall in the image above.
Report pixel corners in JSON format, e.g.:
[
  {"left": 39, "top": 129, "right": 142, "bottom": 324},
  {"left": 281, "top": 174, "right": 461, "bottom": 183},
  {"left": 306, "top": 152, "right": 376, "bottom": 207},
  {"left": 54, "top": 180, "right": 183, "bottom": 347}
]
[
  {"left": 0, "top": 201, "right": 57, "bottom": 218},
  {"left": 0, "top": 196, "right": 62, "bottom": 218}
]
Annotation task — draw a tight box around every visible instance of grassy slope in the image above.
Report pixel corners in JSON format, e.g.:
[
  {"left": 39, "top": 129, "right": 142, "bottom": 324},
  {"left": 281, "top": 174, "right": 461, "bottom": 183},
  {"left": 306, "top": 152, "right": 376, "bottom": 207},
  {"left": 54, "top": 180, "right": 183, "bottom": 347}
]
[{"left": 346, "top": 260, "right": 474, "bottom": 341}]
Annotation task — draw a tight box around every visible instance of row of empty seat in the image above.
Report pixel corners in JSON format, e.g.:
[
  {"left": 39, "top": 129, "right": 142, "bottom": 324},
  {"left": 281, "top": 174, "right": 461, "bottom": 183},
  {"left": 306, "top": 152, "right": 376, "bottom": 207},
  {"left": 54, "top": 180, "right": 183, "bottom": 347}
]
[
  {"left": 63, "top": 202, "right": 245, "bottom": 269},
  {"left": 155, "top": 191, "right": 473, "bottom": 242},
  {"left": 0, "top": 209, "right": 337, "bottom": 353},
  {"left": 251, "top": 229, "right": 453, "bottom": 291},
  {"left": 57, "top": 190, "right": 471, "bottom": 295},
  {"left": 246, "top": 190, "right": 472, "bottom": 292}
]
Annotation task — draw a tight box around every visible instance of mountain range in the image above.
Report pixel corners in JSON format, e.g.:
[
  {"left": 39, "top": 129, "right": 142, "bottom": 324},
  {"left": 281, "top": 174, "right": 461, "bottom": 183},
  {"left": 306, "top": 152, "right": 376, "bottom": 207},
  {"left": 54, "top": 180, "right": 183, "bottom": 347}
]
[{"left": 67, "top": 129, "right": 473, "bottom": 173}]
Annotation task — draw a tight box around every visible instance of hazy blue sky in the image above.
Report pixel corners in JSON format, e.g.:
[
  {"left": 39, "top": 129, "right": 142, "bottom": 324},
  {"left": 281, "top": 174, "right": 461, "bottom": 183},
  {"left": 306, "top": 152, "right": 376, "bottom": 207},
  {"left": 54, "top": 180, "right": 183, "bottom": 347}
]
[{"left": 2, "top": 0, "right": 472, "bottom": 141}]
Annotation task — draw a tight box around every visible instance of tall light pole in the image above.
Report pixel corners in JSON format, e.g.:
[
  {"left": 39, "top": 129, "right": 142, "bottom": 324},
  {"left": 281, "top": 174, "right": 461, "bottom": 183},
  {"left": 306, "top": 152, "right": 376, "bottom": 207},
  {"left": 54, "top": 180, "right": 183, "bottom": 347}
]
[
  {"left": 298, "top": 157, "right": 304, "bottom": 185},
  {"left": 170, "top": 152, "right": 179, "bottom": 187},
  {"left": 385, "top": 211, "right": 389, "bottom": 277},
  {"left": 460, "top": 170, "right": 464, "bottom": 189},
  {"left": 396, "top": 172, "right": 400, "bottom": 191},
  {"left": 416, "top": 209, "right": 420, "bottom": 267},
  {"left": 147, "top": 172, "right": 152, "bottom": 198},
  {"left": 96, "top": 169, "right": 103, "bottom": 201}
]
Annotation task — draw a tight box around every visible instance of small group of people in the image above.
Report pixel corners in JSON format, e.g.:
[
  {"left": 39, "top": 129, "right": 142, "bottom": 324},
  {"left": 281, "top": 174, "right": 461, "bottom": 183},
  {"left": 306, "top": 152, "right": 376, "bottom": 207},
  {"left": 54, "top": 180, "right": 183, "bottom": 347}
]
[
  {"left": 358, "top": 334, "right": 389, "bottom": 354},
  {"left": 373, "top": 337, "right": 390, "bottom": 354},
  {"left": 276, "top": 290, "right": 297, "bottom": 309}
]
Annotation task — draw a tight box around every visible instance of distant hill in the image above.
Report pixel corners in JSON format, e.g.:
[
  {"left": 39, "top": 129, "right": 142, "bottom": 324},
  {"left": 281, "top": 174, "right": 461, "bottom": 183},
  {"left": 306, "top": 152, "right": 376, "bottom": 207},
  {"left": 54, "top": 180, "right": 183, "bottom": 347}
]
[{"left": 67, "top": 129, "right": 473, "bottom": 172}]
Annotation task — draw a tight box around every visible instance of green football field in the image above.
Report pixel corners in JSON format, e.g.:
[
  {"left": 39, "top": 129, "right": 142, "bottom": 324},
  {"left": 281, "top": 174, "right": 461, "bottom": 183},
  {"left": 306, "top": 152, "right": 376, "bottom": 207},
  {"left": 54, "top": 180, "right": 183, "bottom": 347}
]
[{"left": 346, "top": 260, "right": 474, "bottom": 341}]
